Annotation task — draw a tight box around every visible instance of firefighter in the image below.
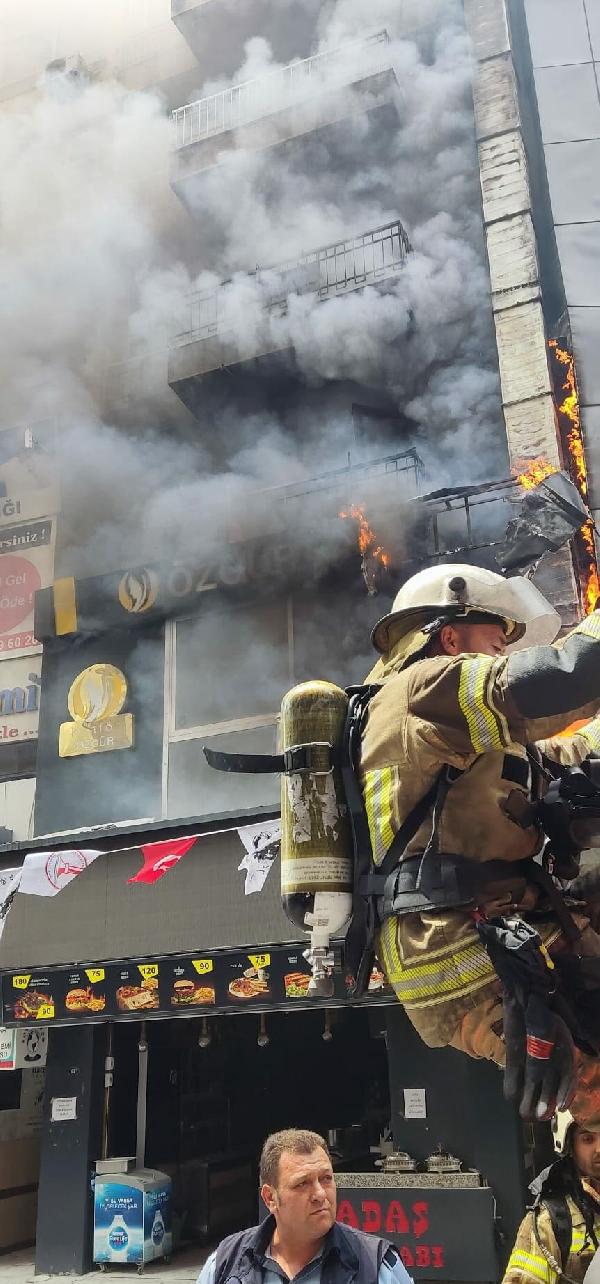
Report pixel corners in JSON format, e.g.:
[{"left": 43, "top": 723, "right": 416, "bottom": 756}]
[
  {"left": 503, "top": 1112, "right": 600, "bottom": 1284},
  {"left": 361, "top": 563, "right": 600, "bottom": 1124}
]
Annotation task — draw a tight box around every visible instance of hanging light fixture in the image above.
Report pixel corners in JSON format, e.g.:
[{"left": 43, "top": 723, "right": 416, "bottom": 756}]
[
  {"left": 198, "top": 1017, "right": 212, "bottom": 1049},
  {"left": 322, "top": 1011, "right": 333, "bottom": 1042},
  {"left": 257, "top": 1014, "right": 269, "bottom": 1048}
]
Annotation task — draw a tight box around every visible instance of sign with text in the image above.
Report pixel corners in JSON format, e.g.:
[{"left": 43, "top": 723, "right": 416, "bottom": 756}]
[
  {"left": 0, "top": 656, "right": 41, "bottom": 741},
  {"left": 336, "top": 1187, "right": 498, "bottom": 1281},
  {"left": 0, "top": 518, "right": 55, "bottom": 656}
]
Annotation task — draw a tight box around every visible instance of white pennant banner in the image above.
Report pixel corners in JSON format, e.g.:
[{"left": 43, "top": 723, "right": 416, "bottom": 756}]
[
  {"left": 19, "top": 849, "right": 102, "bottom": 897},
  {"left": 237, "top": 821, "right": 281, "bottom": 895}
]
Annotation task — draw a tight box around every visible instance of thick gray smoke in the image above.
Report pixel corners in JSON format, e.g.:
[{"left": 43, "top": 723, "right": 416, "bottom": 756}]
[{"left": 0, "top": 0, "right": 506, "bottom": 582}]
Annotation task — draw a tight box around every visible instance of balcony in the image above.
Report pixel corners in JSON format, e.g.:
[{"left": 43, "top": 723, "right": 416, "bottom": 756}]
[
  {"left": 171, "top": 31, "right": 398, "bottom": 194},
  {"left": 171, "top": 0, "right": 322, "bottom": 79},
  {"left": 168, "top": 220, "right": 410, "bottom": 406}
]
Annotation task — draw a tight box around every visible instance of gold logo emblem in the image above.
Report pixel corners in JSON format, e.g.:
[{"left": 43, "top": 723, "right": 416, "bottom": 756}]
[
  {"left": 59, "top": 664, "right": 134, "bottom": 758},
  {"left": 118, "top": 569, "right": 158, "bottom": 614}
]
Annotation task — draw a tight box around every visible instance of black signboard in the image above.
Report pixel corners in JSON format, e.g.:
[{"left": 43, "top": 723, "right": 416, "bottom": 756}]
[
  {"left": 335, "top": 1187, "right": 498, "bottom": 1281},
  {"left": 1, "top": 945, "right": 395, "bottom": 1027}
]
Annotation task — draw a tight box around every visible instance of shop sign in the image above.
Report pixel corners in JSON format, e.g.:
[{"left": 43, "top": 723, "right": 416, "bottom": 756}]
[
  {"left": 0, "top": 1025, "right": 48, "bottom": 1069},
  {"left": 336, "top": 1187, "right": 498, "bottom": 1281},
  {"left": 59, "top": 663, "right": 134, "bottom": 758},
  {"left": 0, "top": 946, "right": 394, "bottom": 1027},
  {"left": 0, "top": 488, "right": 58, "bottom": 527},
  {"left": 35, "top": 544, "right": 298, "bottom": 640},
  {"left": 0, "top": 517, "right": 55, "bottom": 656},
  {"left": 0, "top": 657, "right": 40, "bottom": 742}
]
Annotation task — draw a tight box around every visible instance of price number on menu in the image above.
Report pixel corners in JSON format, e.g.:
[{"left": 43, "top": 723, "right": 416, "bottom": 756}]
[
  {"left": 138, "top": 964, "right": 158, "bottom": 981},
  {"left": 85, "top": 968, "right": 105, "bottom": 983},
  {"left": 248, "top": 954, "right": 270, "bottom": 970},
  {"left": 192, "top": 959, "right": 213, "bottom": 975},
  {"left": 36, "top": 1003, "right": 54, "bottom": 1020},
  {"left": 12, "top": 974, "right": 32, "bottom": 990}
]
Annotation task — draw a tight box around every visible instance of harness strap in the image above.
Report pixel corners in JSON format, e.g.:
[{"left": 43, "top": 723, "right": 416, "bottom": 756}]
[
  {"left": 525, "top": 861, "right": 582, "bottom": 943},
  {"left": 203, "top": 742, "right": 336, "bottom": 775}
]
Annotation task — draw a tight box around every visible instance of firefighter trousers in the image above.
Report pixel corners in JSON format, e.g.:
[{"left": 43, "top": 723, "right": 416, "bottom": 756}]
[{"left": 378, "top": 911, "right": 600, "bottom": 1127}]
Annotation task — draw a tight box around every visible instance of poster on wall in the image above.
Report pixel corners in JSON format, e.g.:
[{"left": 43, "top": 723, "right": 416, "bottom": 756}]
[
  {"left": 0, "top": 656, "right": 41, "bottom": 741},
  {"left": 0, "top": 517, "right": 55, "bottom": 656}
]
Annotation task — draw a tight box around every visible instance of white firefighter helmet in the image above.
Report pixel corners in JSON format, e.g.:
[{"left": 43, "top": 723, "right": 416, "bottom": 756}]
[
  {"left": 552, "top": 1110, "right": 600, "bottom": 1152},
  {"left": 552, "top": 1110, "right": 575, "bottom": 1154},
  {"left": 371, "top": 563, "right": 561, "bottom": 654}
]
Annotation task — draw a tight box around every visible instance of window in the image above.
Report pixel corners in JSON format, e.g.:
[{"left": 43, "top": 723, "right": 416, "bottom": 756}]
[
  {"left": 164, "top": 591, "right": 378, "bottom": 820},
  {"left": 165, "top": 599, "right": 292, "bottom": 819}
]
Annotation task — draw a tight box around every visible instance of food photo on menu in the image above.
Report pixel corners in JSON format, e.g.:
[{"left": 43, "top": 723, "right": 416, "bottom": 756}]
[
  {"left": 115, "top": 966, "right": 160, "bottom": 1012},
  {"left": 228, "top": 956, "right": 271, "bottom": 1001},
  {"left": 64, "top": 968, "right": 106, "bottom": 1015},
  {"left": 170, "top": 978, "right": 216, "bottom": 1008},
  {"left": 13, "top": 984, "right": 54, "bottom": 1021}
]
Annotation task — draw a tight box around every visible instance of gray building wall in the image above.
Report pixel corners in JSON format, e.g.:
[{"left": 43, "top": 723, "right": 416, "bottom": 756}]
[{"left": 523, "top": 0, "right": 600, "bottom": 521}]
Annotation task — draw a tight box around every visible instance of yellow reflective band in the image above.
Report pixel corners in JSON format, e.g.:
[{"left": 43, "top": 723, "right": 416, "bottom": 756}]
[
  {"left": 579, "top": 719, "right": 600, "bottom": 755},
  {"left": 363, "top": 767, "right": 397, "bottom": 866},
  {"left": 574, "top": 613, "right": 600, "bottom": 642},
  {"left": 379, "top": 919, "right": 496, "bottom": 1008},
  {"left": 506, "top": 1250, "right": 555, "bottom": 1284},
  {"left": 458, "top": 657, "right": 504, "bottom": 752}
]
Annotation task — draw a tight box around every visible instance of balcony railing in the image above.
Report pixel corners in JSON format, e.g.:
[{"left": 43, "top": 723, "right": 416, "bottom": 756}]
[
  {"left": 172, "top": 220, "right": 410, "bottom": 349},
  {"left": 172, "top": 30, "right": 392, "bottom": 148}
]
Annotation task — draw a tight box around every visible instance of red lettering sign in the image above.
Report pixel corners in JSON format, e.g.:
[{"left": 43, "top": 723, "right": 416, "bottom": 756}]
[
  {"left": 361, "top": 1201, "right": 382, "bottom": 1234},
  {"left": 336, "top": 1197, "right": 444, "bottom": 1271},
  {"left": 337, "top": 1200, "right": 360, "bottom": 1229},
  {"left": 412, "top": 1201, "right": 429, "bottom": 1239},
  {"left": 385, "top": 1201, "right": 410, "bottom": 1235}
]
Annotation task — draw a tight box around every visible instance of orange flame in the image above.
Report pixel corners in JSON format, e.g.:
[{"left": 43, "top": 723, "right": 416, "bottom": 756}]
[
  {"left": 339, "top": 503, "right": 391, "bottom": 569},
  {"left": 513, "top": 457, "right": 559, "bottom": 491},
  {"left": 549, "top": 338, "right": 600, "bottom": 614}
]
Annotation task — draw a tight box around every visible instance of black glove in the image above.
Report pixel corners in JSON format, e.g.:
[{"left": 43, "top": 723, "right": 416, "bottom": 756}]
[
  {"left": 476, "top": 915, "right": 578, "bottom": 1122},
  {"left": 502, "top": 988, "right": 577, "bottom": 1120}
]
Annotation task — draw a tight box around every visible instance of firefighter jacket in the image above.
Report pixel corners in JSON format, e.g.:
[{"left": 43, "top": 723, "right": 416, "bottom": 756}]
[
  {"left": 359, "top": 611, "right": 600, "bottom": 1045},
  {"left": 503, "top": 1183, "right": 600, "bottom": 1284}
]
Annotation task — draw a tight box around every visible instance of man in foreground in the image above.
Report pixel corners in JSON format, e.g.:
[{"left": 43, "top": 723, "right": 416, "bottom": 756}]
[
  {"left": 504, "top": 1113, "right": 600, "bottom": 1284},
  {"left": 195, "top": 1128, "right": 412, "bottom": 1284}
]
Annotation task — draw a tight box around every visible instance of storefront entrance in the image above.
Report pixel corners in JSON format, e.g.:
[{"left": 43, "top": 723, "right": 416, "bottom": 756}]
[{"left": 108, "top": 1005, "right": 391, "bottom": 1251}]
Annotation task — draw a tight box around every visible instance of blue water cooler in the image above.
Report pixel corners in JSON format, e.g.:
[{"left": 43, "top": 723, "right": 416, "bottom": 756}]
[{"left": 93, "top": 1158, "right": 172, "bottom": 1272}]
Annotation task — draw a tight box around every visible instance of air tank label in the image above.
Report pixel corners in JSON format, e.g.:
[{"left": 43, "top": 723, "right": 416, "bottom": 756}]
[
  {"left": 285, "top": 774, "right": 346, "bottom": 844},
  {"left": 281, "top": 857, "right": 352, "bottom": 893}
]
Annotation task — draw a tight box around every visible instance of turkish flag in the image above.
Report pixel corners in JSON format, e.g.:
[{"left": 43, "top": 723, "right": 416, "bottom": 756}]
[{"left": 129, "top": 838, "right": 197, "bottom": 885}]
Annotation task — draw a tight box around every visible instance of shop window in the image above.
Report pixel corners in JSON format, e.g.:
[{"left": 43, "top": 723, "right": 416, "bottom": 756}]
[
  {"left": 0, "top": 738, "right": 37, "bottom": 782},
  {"left": 0, "top": 1070, "right": 22, "bottom": 1111}
]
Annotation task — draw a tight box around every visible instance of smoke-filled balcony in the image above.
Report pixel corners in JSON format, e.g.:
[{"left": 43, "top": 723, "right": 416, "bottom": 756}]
[
  {"left": 170, "top": 31, "right": 398, "bottom": 194},
  {"left": 171, "top": 0, "right": 322, "bottom": 80},
  {"left": 168, "top": 220, "right": 410, "bottom": 407}
]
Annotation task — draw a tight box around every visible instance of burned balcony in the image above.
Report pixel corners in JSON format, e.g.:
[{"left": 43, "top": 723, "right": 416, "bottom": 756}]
[
  {"left": 171, "top": 31, "right": 398, "bottom": 194},
  {"left": 168, "top": 220, "right": 410, "bottom": 408}
]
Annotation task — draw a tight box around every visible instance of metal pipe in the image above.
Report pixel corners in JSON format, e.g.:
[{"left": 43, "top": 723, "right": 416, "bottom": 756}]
[
  {"left": 136, "top": 1022, "right": 148, "bottom": 1170},
  {"left": 101, "top": 1024, "right": 114, "bottom": 1161}
]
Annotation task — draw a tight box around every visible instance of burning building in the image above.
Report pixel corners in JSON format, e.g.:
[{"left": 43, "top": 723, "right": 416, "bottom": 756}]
[{"left": 0, "top": 0, "right": 596, "bottom": 1276}]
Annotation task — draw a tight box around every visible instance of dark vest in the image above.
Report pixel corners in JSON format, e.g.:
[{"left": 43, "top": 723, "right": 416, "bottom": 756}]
[{"left": 214, "top": 1216, "right": 398, "bottom": 1284}]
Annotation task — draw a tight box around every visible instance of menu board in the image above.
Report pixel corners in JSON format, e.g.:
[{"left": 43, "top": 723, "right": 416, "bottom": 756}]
[{"left": 1, "top": 946, "right": 395, "bottom": 1027}]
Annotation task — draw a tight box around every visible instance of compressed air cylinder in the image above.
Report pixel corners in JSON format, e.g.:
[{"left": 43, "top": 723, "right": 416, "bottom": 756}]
[{"left": 280, "top": 681, "right": 353, "bottom": 943}]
